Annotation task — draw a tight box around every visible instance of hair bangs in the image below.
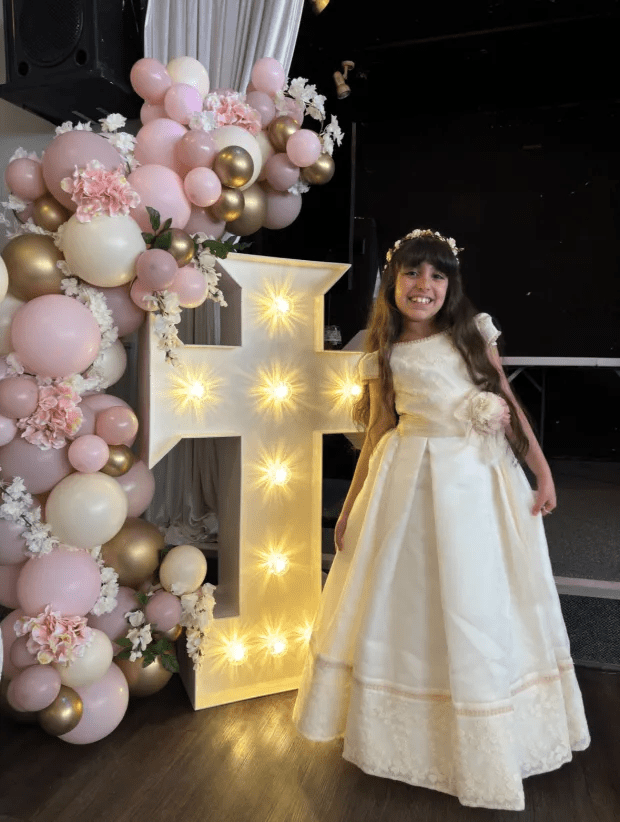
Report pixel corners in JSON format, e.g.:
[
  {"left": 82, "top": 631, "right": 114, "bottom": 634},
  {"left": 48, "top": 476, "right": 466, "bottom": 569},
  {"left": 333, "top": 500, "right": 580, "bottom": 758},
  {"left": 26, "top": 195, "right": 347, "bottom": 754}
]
[{"left": 392, "top": 235, "right": 459, "bottom": 278}]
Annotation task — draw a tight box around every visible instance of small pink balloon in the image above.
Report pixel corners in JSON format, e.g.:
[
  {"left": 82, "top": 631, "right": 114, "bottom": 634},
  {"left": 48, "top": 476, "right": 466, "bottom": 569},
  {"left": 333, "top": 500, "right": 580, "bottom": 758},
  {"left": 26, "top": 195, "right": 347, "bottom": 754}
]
[
  {"left": 0, "top": 413, "right": 18, "bottom": 446},
  {"left": 136, "top": 249, "right": 178, "bottom": 291},
  {"left": 134, "top": 118, "right": 188, "bottom": 176},
  {"left": 164, "top": 83, "right": 203, "bottom": 125},
  {"left": 8, "top": 665, "right": 62, "bottom": 712},
  {"left": 183, "top": 167, "right": 222, "bottom": 207},
  {"left": 11, "top": 294, "right": 101, "bottom": 379},
  {"left": 114, "top": 460, "right": 155, "bottom": 517},
  {"left": 264, "top": 153, "right": 300, "bottom": 192},
  {"left": 0, "top": 375, "right": 39, "bottom": 419},
  {"left": 95, "top": 406, "right": 139, "bottom": 446},
  {"left": 286, "top": 129, "right": 322, "bottom": 168},
  {"left": 128, "top": 164, "right": 191, "bottom": 233},
  {"left": 68, "top": 434, "right": 110, "bottom": 473},
  {"left": 1, "top": 608, "right": 25, "bottom": 679},
  {"left": 74, "top": 402, "right": 96, "bottom": 436},
  {"left": 89, "top": 586, "right": 138, "bottom": 653},
  {"left": 80, "top": 394, "right": 131, "bottom": 415},
  {"left": 130, "top": 279, "right": 158, "bottom": 312},
  {"left": 0, "top": 437, "right": 73, "bottom": 494},
  {"left": 4, "top": 158, "right": 47, "bottom": 201},
  {"left": 263, "top": 186, "right": 303, "bottom": 230},
  {"left": 140, "top": 101, "right": 166, "bottom": 125},
  {"left": 246, "top": 91, "right": 276, "bottom": 127},
  {"left": 130, "top": 57, "right": 172, "bottom": 104},
  {"left": 176, "top": 130, "right": 217, "bottom": 169},
  {"left": 17, "top": 545, "right": 102, "bottom": 617},
  {"left": 0, "top": 562, "right": 24, "bottom": 609},
  {"left": 251, "top": 57, "right": 286, "bottom": 95},
  {"left": 145, "top": 590, "right": 183, "bottom": 633},
  {"left": 171, "top": 265, "right": 209, "bottom": 308},
  {"left": 184, "top": 204, "right": 225, "bottom": 239},
  {"left": 0, "top": 517, "right": 28, "bottom": 564},
  {"left": 9, "top": 634, "right": 38, "bottom": 669},
  {"left": 94, "top": 284, "right": 145, "bottom": 338},
  {"left": 60, "top": 661, "right": 129, "bottom": 744}
]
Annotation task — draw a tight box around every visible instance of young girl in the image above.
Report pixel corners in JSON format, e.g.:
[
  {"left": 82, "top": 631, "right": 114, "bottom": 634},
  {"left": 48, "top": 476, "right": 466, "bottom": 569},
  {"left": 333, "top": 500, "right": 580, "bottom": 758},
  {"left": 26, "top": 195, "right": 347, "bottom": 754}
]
[{"left": 293, "top": 229, "right": 591, "bottom": 812}]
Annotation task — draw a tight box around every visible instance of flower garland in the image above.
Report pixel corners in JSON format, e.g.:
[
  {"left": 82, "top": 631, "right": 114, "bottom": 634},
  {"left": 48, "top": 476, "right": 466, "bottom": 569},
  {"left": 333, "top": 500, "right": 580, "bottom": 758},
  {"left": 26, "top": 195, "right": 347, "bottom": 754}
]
[
  {"left": 180, "top": 582, "right": 216, "bottom": 670},
  {"left": 115, "top": 590, "right": 178, "bottom": 672},
  {"left": 274, "top": 77, "right": 344, "bottom": 156},
  {"left": 14, "top": 605, "right": 93, "bottom": 664},
  {"left": 0, "top": 477, "right": 57, "bottom": 557},
  {"left": 88, "top": 545, "right": 120, "bottom": 616}
]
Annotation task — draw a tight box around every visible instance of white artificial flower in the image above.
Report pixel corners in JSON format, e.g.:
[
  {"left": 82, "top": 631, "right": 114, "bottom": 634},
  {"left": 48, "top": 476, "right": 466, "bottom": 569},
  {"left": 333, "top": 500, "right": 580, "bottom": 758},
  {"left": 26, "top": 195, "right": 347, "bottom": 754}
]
[
  {"left": 125, "top": 610, "right": 146, "bottom": 628},
  {"left": 127, "top": 624, "right": 152, "bottom": 651},
  {"left": 2, "top": 194, "right": 29, "bottom": 212},
  {"left": 74, "top": 121, "right": 93, "bottom": 131},
  {"left": 55, "top": 121, "right": 75, "bottom": 135},
  {"left": 307, "top": 94, "right": 326, "bottom": 121},
  {"left": 99, "top": 113, "right": 127, "bottom": 132},
  {"left": 5, "top": 477, "right": 28, "bottom": 498},
  {"left": 8, "top": 147, "right": 31, "bottom": 162},
  {"left": 189, "top": 111, "right": 217, "bottom": 132},
  {"left": 288, "top": 180, "right": 310, "bottom": 196},
  {"left": 104, "top": 131, "right": 137, "bottom": 155},
  {"left": 5, "top": 353, "right": 24, "bottom": 375},
  {"left": 288, "top": 78, "right": 315, "bottom": 104}
]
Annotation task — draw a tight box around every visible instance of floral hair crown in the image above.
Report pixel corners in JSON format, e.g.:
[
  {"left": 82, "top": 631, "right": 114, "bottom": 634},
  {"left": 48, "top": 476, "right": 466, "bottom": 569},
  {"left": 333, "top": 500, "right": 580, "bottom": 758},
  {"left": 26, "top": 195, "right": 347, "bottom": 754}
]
[{"left": 384, "top": 229, "right": 463, "bottom": 268}]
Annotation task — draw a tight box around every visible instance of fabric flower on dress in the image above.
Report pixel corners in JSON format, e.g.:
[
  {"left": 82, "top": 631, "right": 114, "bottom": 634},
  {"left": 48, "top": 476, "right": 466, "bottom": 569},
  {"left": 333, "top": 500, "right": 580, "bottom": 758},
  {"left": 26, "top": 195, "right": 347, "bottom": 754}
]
[
  {"left": 60, "top": 161, "right": 140, "bottom": 222},
  {"left": 455, "top": 389, "right": 511, "bottom": 465},
  {"left": 15, "top": 605, "right": 94, "bottom": 665}
]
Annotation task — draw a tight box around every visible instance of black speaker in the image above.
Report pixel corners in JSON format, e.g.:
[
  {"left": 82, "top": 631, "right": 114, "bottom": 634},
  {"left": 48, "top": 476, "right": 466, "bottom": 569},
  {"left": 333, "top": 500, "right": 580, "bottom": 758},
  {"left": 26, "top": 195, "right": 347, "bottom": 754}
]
[{"left": 0, "top": 0, "right": 144, "bottom": 125}]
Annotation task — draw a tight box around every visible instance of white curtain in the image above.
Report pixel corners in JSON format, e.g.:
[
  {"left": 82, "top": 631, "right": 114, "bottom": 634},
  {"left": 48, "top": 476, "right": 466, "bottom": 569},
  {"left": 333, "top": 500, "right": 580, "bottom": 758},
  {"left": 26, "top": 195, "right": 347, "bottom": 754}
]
[{"left": 143, "top": 0, "right": 304, "bottom": 544}]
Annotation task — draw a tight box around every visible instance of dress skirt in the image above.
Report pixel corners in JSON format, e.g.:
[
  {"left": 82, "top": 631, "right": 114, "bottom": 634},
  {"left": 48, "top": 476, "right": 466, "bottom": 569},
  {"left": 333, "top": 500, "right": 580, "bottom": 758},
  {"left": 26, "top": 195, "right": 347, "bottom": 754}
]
[{"left": 292, "top": 424, "right": 591, "bottom": 811}]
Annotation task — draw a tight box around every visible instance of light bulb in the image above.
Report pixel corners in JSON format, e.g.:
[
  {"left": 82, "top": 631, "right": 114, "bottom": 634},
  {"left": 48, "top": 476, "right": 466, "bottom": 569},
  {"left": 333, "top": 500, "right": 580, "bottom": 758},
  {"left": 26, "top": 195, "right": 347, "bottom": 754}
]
[
  {"left": 273, "top": 382, "right": 291, "bottom": 400},
  {"left": 266, "top": 553, "right": 289, "bottom": 576},
  {"left": 274, "top": 297, "right": 290, "bottom": 314},
  {"left": 269, "top": 637, "right": 287, "bottom": 656}
]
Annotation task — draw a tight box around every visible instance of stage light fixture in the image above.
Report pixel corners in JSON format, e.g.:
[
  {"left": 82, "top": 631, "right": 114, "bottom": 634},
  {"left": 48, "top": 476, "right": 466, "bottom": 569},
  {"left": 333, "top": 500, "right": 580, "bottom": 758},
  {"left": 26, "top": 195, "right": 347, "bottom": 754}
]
[{"left": 333, "top": 61, "right": 354, "bottom": 99}]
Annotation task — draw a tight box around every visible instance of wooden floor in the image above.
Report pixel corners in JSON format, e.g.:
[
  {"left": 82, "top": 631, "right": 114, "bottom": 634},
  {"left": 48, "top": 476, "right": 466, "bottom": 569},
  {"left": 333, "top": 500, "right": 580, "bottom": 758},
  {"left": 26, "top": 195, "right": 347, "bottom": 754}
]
[{"left": 1, "top": 666, "right": 619, "bottom": 822}]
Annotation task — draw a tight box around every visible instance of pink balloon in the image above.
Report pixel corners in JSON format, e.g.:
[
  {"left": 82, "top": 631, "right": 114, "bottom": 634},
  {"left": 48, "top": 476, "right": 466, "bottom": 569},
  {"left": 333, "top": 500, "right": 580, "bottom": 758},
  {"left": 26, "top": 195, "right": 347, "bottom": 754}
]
[
  {"left": 9, "top": 634, "right": 38, "bottom": 669},
  {"left": 74, "top": 402, "right": 96, "bottom": 436},
  {"left": 17, "top": 545, "right": 102, "bottom": 617},
  {"left": 0, "top": 437, "right": 73, "bottom": 494},
  {"left": 183, "top": 167, "right": 222, "bottom": 207},
  {"left": 68, "top": 434, "right": 110, "bottom": 473},
  {"left": 263, "top": 186, "right": 303, "bottom": 230},
  {"left": 286, "top": 129, "right": 322, "bottom": 168},
  {"left": 171, "top": 265, "right": 209, "bottom": 308},
  {"left": 0, "top": 375, "right": 39, "bottom": 419},
  {"left": 41, "top": 131, "right": 122, "bottom": 211},
  {"left": 246, "top": 91, "right": 276, "bottom": 127},
  {"left": 145, "top": 590, "right": 182, "bottom": 633},
  {"left": 136, "top": 249, "right": 178, "bottom": 291},
  {"left": 80, "top": 394, "right": 130, "bottom": 415},
  {"left": 94, "top": 284, "right": 146, "bottom": 338},
  {"left": 246, "top": 81, "right": 257, "bottom": 94},
  {"left": 114, "top": 460, "right": 155, "bottom": 517},
  {"left": 88, "top": 586, "right": 138, "bottom": 652},
  {"left": 140, "top": 101, "right": 166, "bottom": 125},
  {"left": 8, "top": 665, "right": 62, "bottom": 712},
  {"left": 134, "top": 119, "right": 187, "bottom": 176},
  {"left": 15, "top": 202, "right": 36, "bottom": 223},
  {"left": 129, "top": 278, "right": 158, "bottom": 312},
  {"left": 251, "top": 57, "right": 286, "bottom": 95},
  {"left": 184, "top": 204, "right": 225, "bottom": 239},
  {"left": 128, "top": 164, "right": 191, "bottom": 233},
  {"left": 176, "top": 130, "right": 217, "bottom": 169},
  {"left": 59, "top": 661, "right": 129, "bottom": 744},
  {"left": 0, "top": 517, "right": 28, "bottom": 564},
  {"left": 11, "top": 294, "right": 101, "bottom": 379},
  {"left": 0, "top": 413, "right": 18, "bottom": 445},
  {"left": 4, "top": 158, "right": 47, "bottom": 201},
  {"left": 0, "top": 561, "right": 24, "bottom": 608},
  {"left": 1, "top": 608, "right": 25, "bottom": 678},
  {"left": 95, "top": 406, "right": 139, "bottom": 446},
  {"left": 164, "top": 83, "right": 203, "bottom": 125},
  {"left": 264, "top": 153, "right": 300, "bottom": 192},
  {"left": 130, "top": 58, "right": 172, "bottom": 104}
]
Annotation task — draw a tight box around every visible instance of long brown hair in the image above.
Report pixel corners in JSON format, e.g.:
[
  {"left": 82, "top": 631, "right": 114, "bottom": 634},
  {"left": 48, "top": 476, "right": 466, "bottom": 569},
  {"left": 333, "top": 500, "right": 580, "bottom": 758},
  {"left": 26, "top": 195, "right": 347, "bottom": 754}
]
[{"left": 352, "top": 233, "right": 532, "bottom": 462}]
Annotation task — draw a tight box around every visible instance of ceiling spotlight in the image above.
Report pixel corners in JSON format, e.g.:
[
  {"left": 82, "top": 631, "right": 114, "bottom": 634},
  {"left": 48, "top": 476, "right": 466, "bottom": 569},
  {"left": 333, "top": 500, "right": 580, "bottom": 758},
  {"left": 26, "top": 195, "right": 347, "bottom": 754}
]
[
  {"left": 333, "top": 61, "right": 354, "bottom": 99},
  {"left": 311, "top": 0, "right": 331, "bottom": 11}
]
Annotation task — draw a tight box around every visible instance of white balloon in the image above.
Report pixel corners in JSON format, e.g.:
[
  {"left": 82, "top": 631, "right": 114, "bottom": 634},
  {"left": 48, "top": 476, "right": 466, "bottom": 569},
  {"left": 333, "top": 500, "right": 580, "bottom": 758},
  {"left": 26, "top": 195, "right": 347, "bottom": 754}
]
[
  {"left": 159, "top": 544, "right": 207, "bottom": 596},
  {"left": 256, "top": 131, "right": 276, "bottom": 181},
  {"left": 94, "top": 339, "right": 127, "bottom": 389},
  {"left": 167, "top": 57, "right": 210, "bottom": 97},
  {"left": 211, "top": 126, "right": 262, "bottom": 191},
  {"left": 60, "top": 213, "right": 146, "bottom": 287},
  {"left": 46, "top": 472, "right": 128, "bottom": 549},
  {"left": 55, "top": 629, "right": 114, "bottom": 688},
  {"left": 0, "top": 293, "right": 24, "bottom": 355},
  {"left": 0, "top": 256, "right": 8, "bottom": 303}
]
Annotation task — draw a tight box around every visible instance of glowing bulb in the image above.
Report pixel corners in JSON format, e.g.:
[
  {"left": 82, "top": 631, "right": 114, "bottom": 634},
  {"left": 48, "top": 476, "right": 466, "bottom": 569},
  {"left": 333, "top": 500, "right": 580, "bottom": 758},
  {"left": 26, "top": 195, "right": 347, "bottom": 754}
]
[
  {"left": 268, "top": 636, "right": 287, "bottom": 657},
  {"left": 189, "top": 381, "right": 206, "bottom": 398},
  {"left": 349, "top": 383, "right": 362, "bottom": 397},
  {"left": 167, "top": 366, "right": 221, "bottom": 417},
  {"left": 274, "top": 297, "right": 290, "bottom": 314},
  {"left": 227, "top": 641, "right": 248, "bottom": 665},
  {"left": 265, "top": 553, "right": 289, "bottom": 576},
  {"left": 273, "top": 465, "right": 290, "bottom": 485},
  {"left": 273, "top": 382, "right": 291, "bottom": 400}
]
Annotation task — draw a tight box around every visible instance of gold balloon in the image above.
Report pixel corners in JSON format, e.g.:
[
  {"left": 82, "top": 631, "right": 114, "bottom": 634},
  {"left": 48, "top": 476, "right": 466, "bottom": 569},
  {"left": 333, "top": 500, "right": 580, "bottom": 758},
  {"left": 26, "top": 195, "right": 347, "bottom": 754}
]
[
  {"left": 38, "top": 685, "right": 83, "bottom": 736},
  {"left": 115, "top": 655, "right": 175, "bottom": 698},
  {"left": 2, "top": 233, "right": 64, "bottom": 301},
  {"left": 32, "top": 192, "right": 71, "bottom": 232},
  {"left": 101, "top": 517, "right": 164, "bottom": 587},
  {"left": 226, "top": 183, "right": 267, "bottom": 237},
  {"left": 166, "top": 229, "right": 195, "bottom": 267},
  {"left": 268, "top": 116, "right": 300, "bottom": 152},
  {"left": 100, "top": 444, "right": 136, "bottom": 477},
  {"left": 154, "top": 624, "right": 183, "bottom": 642},
  {"left": 0, "top": 677, "right": 38, "bottom": 724},
  {"left": 301, "top": 153, "right": 336, "bottom": 186},
  {"left": 213, "top": 146, "right": 254, "bottom": 188},
  {"left": 209, "top": 187, "right": 245, "bottom": 222}
]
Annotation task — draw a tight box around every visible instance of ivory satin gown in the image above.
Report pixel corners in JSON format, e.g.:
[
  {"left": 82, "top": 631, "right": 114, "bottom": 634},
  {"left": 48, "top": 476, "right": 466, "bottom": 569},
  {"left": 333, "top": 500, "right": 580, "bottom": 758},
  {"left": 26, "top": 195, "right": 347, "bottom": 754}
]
[{"left": 292, "top": 314, "right": 590, "bottom": 812}]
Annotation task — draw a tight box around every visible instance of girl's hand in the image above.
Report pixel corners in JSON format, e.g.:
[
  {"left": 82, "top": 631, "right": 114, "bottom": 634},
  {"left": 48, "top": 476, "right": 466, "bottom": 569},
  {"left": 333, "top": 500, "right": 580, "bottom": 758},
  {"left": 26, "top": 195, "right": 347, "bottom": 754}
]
[
  {"left": 532, "top": 472, "right": 557, "bottom": 517},
  {"left": 334, "top": 512, "right": 349, "bottom": 552}
]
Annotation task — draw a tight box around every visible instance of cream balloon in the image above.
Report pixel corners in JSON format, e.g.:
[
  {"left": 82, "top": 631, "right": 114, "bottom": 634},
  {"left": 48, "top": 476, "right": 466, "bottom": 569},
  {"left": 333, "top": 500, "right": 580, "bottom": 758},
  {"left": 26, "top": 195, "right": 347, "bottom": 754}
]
[
  {"left": 256, "top": 130, "right": 276, "bottom": 181},
  {"left": 54, "top": 629, "right": 114, "bottom": 688},
  {"left": 0, "top": 256, "right": 8, "bottom": 303},
  {"left": 45, "top": 472, "right": 128, "bottom": 549},
  {"left": 159, "top": 544, "right": 207, "bottom": 596},
  {"left": 211, "top": 126, "right": 262, "bottom": 191},
  {"left": 166, "top": 57, "right": 210, "bottom": 97},
  {"left": 60, "top": 214, "right": 147, "bottom": 287},
  {"left": 0, "top": 294, "right": 24, "bottom": 355},
  {"left": 91, "top": 339, "right": 127, "bottom": 389}
]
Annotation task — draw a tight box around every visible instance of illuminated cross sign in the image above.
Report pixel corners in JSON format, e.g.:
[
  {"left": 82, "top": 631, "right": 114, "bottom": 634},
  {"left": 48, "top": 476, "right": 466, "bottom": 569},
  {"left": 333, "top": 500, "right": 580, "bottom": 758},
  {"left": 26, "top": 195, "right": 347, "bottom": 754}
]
[{"left": 140, "top": 253, "right": 363, "bottom": 709}]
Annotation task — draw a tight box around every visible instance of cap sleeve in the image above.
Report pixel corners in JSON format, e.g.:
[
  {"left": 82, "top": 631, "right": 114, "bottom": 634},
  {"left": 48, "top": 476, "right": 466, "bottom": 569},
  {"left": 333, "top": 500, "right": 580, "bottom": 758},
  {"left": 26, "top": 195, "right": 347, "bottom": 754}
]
[
  {"left": 357, "top": 351, "right": 379, "bottom": 381},
  {"left": 474, "top": 313, "right": 501, "bottom": 346}
]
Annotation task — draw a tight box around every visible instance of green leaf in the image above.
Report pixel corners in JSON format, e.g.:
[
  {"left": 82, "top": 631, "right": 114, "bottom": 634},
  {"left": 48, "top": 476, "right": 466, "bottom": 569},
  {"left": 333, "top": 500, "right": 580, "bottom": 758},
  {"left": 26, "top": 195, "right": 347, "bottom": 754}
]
[
  {"left": 115, "top": 637, "right": 133, "bottom": 648},
  {"left": 136, "top": 592, "right": 149, "bottom": 608},
  {"left": 160, "top": 546, "right": 171, "bottom": 561},
  {"left": 161, "top": 653, "right": 179, "bottom": 673},
  {"left": 153, "top": 231, "right": 172, "bottom": 251},
  {"left": 161, "top": 217, "right": 173, "bottom": 232},
  {"left": 116, "top": 649, "right": 132, "bottom": 660},
  {"left": 141, "top": 232, "right": 155, "bottom": 245},
  {"left": 231, "top": 240, "right": 252, "bottom": 253},
  {"left": 146, "top": 206, "right": 161, "bottom": 232}
]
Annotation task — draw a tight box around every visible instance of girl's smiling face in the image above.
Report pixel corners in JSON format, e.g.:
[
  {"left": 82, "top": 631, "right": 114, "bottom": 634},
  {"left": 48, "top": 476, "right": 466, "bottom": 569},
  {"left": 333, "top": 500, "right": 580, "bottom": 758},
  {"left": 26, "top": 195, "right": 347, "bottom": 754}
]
[{"left": 394, "top": 260, "right": 449, "bottom": 335}]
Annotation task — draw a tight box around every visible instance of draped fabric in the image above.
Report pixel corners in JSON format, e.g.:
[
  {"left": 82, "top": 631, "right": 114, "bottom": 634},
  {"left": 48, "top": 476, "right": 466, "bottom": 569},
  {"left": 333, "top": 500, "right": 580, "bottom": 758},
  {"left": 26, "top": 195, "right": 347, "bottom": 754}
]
[{"left": 143, "top": 0, "right": 304, "bottom": 543}]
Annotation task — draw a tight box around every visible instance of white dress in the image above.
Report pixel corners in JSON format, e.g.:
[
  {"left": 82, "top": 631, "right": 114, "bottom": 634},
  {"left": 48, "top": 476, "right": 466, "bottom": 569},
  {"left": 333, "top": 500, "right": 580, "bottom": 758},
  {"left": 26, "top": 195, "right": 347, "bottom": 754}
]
[{"left": 293, "top": 314, "right": 590, "bottom": 812}]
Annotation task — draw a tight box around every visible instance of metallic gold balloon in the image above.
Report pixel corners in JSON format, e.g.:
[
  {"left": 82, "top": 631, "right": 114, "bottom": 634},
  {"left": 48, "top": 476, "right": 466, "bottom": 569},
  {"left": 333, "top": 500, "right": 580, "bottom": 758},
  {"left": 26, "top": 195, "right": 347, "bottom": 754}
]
[
  {"left": 154, "top": 624, "right": 183, "bottom": 642},
  {"left": 268, "top": 116, "right": 300, "bottom": 152},
  {"left": 115, "top": 655, "right": 175, "bottom": 697},
  {"left": 100, "top": 444, "right": 136, "bottom": 477},
  {"left": 226, "top": 184, "right": 266, "bottom": 237},
  {"left": 301, "top": 153, "right": 336, "bottom": 186},
  {"left": 0, "top": 677, "right": 38, "bottom": 724},
  {"left": 101, "top": 517, "right": 164, "bottom": 587},
  {"left": 32, "top": 193, "right": 71, "bottom": 232},
  {"left": 2, "top": 233, "right": 64, "bottom": 301},
  {"left": 166, "top": 229, "right": 195, "bottom": 267},
  {"left": 38, "top": 685, "right": 83, "bottom": 736},
  {"left": 213, "top": 146, "right": 254, "bottom": 189},
  {"left": 209, "top": 187, "right": 245, "bottom": 222}
]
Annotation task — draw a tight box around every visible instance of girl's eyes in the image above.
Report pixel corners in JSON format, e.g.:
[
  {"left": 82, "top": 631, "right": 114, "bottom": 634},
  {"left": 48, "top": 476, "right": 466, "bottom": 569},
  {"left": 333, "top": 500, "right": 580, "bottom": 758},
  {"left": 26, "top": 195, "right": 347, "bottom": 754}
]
[{"left": 404, "top": 271, "right": 446, "bottom": 280}]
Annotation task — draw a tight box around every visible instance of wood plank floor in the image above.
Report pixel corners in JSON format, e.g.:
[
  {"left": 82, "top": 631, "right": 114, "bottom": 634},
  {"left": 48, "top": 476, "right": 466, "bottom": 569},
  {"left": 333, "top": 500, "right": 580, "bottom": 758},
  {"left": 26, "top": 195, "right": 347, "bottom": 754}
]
[{"left": 1, "top": 666, "right": 618, "bottom": 822}]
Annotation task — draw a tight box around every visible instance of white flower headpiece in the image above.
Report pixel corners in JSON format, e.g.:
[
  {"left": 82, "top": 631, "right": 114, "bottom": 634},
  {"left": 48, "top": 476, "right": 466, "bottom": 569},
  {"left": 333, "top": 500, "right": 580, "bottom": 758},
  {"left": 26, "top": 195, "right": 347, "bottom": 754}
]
[{"left": 385, "top": 228, "right": 463, "bottom": 268}]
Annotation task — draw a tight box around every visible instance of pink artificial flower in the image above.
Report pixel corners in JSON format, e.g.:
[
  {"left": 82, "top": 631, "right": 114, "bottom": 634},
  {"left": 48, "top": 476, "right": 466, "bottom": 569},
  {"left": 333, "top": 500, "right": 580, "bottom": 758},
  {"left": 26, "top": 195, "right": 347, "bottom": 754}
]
[
  {"left": 15, "top": 605, "right": 93, "bottom": 665},
  {"left": 60, "top": 162, "right": 140, "bottom": 223},
  {"left": 203, "top": 92, "right": 262, "bottom": 136},
  {"left": 17, "top": 380, "right": 83, "bottom": 451}
]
